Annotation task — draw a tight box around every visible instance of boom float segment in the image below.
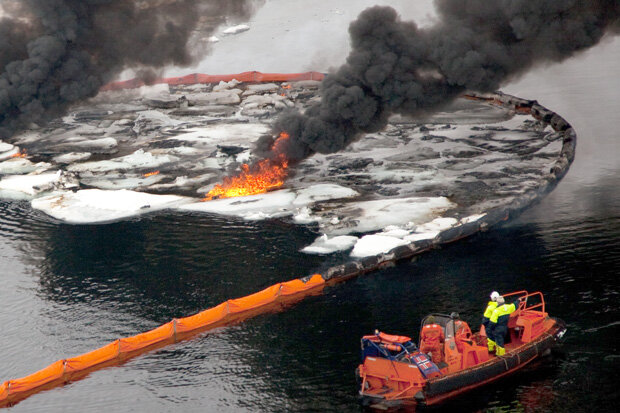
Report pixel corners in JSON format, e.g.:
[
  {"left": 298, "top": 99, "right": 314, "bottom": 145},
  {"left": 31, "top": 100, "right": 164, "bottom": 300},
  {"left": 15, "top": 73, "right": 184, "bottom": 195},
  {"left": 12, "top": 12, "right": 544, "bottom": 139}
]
[
  {"left": 99, "top": 71, "right": 325, "bottom": 91},
  {"left": 0, "top": 274, "right": 325, "bottom": 408}
]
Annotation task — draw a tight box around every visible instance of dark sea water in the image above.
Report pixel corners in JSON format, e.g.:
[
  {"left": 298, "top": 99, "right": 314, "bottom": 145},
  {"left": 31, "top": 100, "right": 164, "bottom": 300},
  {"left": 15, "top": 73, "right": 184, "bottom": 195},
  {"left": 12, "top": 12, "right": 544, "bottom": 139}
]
[{"left": 1, "top": 36, "right": 619, "bottom": 413}]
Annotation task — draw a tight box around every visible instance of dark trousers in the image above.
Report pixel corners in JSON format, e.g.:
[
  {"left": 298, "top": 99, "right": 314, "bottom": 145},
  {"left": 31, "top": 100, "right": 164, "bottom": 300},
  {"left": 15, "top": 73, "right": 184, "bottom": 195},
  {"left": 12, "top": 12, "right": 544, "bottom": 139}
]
[{"left": 492, "top": 324, "right": 508, "bottom": 347}]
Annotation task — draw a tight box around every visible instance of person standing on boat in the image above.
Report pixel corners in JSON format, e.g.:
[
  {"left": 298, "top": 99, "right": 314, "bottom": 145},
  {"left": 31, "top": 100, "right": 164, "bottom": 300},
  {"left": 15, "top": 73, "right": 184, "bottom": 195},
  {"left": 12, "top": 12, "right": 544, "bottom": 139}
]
[
  {"left": 487, "top": 296, "right": 518, "bottom": 356},
  {"left": 482, "top": 291, "right": 500, "bottom": 336}
]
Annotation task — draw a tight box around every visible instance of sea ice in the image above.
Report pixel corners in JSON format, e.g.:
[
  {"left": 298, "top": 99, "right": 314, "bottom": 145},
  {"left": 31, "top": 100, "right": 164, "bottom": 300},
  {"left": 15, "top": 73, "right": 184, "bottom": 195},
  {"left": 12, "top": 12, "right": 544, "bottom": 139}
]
[
  {"left": 67, "top": 149, "right": 177, "bottom": 173},
  {"left": 212, "top": 79, "right": 241, "bottom": 91},
  {"left": 31, "top": 189, "right": 190, "bottom": 224},
  {"left": 241, "top": 93, "right": 291, "bottom": 108},
  {"left": 293, "top": 206, "right": 319, "bottom": 224},
  {"left": 460, "top": 214, "right": 486, "bottom": 224},
  {"left": 167, "top": 123, "right": 269, "bottom": 146},
  {"left": 57, "top": 137, "right": 117, "bottom": 151},
  {"left": 0, "top": 146, "right": 19, "bottom": 161},
  {"left": 53, "top": 152, "right": 92, "bottom": 164},
  {"left": 79, "top": 173, "right": 166, "bottom": 190},
  {"left": 320, "top": 197, "right": 455, "bottom": 235},
  {"left": 187, "top": 90, "right": 242, "bottom": 105},
  {"left": 180, "top": 184, "right": 359, "bottom": 221},
  {"left": 0, "top": 141, "right": 14, "bottom": 153},
  {"left": 1, "top": 77, "right": 561, "bottom": 257},
  {"left": 414, "top": 217, "right": 458, "bottom": 232},
  {"left": 379, "top": 226, "right": 412, "bottom": 238},
  {"left": 302, "top": 234, "right": 359, "bottom": 254},
  {"left": 293, "top": 184, "right": 358, "bottom": 206},
  {"left": 242, "top": 83, "right": 279, "bottom": 95},
  {"left": 0, "top": 158, "right": 51, "bottom": 175},
  {"left": 350, "top": 235, "right": 410, "bottom": 258},
  {"left": 133, "top": 110, "right": 183, "bottom": 130},
  {"left": 404, "top": 232, "right": 440, "bottom": 242},
  {"left": 0, "top": 171, "right": 62, "bottom": 198},
  {"left": 180, "top": 190, "right": 297, "bottom": 220}
]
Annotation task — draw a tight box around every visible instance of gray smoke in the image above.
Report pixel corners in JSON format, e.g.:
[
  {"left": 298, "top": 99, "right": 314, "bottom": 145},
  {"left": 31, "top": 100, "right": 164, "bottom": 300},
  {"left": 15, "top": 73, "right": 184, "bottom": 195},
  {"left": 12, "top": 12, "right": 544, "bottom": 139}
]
[
  {"left": 266, "top": 0, "right": 619, "bottom": 162},
  {"left": 0, "top": 0, "right": 262, "bottom": 138}
]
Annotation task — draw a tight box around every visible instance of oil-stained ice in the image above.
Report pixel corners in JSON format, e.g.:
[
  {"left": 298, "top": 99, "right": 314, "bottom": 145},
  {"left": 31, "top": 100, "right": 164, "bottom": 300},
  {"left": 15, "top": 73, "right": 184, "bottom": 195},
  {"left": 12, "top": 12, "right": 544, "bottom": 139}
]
[
  {"left": 350, "top": 235, "right": 410, "bottom": 258},
  {"left": 0, "top": 80, "right": 564, "bottom": 257},
  {"left": 180, "top": 184, "right": 358, "bottom": 221},
  {"left": 0, "top": 171, "right": 63, "bottom": 199}
]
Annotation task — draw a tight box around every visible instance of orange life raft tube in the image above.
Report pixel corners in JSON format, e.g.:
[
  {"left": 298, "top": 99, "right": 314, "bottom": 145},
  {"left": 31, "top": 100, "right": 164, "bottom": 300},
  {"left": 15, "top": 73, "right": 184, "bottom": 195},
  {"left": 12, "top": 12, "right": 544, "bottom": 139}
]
[{"left": 357, "top": 291, "right": 566, "bottom": 408}]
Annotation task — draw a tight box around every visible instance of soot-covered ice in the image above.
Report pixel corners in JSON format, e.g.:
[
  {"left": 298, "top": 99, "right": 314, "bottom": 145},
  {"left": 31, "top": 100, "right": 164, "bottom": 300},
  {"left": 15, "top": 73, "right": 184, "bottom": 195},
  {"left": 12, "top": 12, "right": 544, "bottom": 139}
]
[{"left": 0, "top": 81, "right": 562, "bottom": 257}]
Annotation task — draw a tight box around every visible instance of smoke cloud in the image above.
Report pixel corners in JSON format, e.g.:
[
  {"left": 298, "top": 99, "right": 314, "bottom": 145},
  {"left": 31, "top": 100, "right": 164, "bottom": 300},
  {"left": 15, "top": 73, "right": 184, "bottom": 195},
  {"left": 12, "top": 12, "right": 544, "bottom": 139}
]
[
  {"left": 0, "top": 0, "right": 262, "bottom": 138},
  {"left": 266, "top": 0, "right": 619, "bottom": 162}
]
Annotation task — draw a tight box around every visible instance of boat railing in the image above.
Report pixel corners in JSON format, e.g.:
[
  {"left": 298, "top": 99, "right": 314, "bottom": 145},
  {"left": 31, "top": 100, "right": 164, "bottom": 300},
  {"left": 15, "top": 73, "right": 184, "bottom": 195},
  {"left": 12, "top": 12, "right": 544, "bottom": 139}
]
[
  {"left": 520, "top": 291, "right": 546, "bottom": 314},
  {"left": 503, "top": 290, "right": 529, "bottom": 301}
]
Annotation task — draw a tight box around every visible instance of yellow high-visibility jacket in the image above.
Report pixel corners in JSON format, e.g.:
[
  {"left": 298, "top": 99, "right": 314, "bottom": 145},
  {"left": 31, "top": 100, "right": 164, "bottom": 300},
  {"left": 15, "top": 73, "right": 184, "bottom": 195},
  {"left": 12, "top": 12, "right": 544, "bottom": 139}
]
[
  {"left": 483, "top": 301, "right": 498, "bottom": 319},
  {"left": 490, "top": 302, "right": 517, "bottom": 326}
]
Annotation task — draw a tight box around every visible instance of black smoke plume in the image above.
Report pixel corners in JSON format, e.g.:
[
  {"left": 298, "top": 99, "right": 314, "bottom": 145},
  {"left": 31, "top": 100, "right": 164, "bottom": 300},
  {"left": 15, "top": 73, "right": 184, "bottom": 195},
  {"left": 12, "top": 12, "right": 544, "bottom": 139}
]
[
  {"left": 264, "top": 0, "right": 619, "bottom": 162},
  {"left": 0, "top": 0, "right": 262, "bottom": 139}
]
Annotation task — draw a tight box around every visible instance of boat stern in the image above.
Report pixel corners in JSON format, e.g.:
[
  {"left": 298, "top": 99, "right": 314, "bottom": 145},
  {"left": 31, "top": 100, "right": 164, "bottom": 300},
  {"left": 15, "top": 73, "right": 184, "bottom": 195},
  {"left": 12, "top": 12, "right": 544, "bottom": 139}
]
[{"left": 358, "top": 356, "right": 426, "bottom": 404}]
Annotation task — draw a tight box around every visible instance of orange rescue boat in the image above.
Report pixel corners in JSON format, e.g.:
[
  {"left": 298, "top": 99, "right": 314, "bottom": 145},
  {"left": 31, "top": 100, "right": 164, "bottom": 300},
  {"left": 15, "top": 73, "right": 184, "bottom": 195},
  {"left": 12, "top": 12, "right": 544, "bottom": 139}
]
[{"left": 357, "top": 291, "right": 566, "bottom": 409}]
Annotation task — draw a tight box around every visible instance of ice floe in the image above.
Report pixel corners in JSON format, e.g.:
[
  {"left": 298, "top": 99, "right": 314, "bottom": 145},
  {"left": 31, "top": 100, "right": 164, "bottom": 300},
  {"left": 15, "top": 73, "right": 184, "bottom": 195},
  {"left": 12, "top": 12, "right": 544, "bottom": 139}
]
[
  {"left": 31, "top": 189, "right": 190, "bottom": 224},
  {"left": 181, "top": 190, "right": 297, "bottom": 220},
  {"left": 79, "top": 172, "right": 166, "bottom": 190},
  {"left": 57, "top": 137, "right": 118, "bottom": 152},
  {"left": 319, "top": 197, "right": 455, "bottom": 235},
  {"left": 460, "top": 214, "right": 486, "bottom": 224},
  {"left": 213, "top": 79, "right": 241, "bottom": 91},
  {"left": 415, "top": 217, "right": 459, "bottom": 232},
  {"left": 0, "top": 171, "right": 63, "bottom": 199},
  {"left": 166, "top": 123, "right": 269, "bottom": 147},
  {"left": 0, "top": 146, "right": 19, "bottom": 161},
  {"left": 293, "top": 184, "right": 358, "bottom": 206},
  {"left": 67, "top": 149, "right": 177, "bottom": 173},
  {"left": 0, "top": 158, "right": 51, "bottom": 175},
  {"left": 53, "top": 152, "right": 92, "bottom": 164},
  {"left": 302, "top": 234, "right": 359, "bottom": 254},
  {"left": 180, "top": 184, "right": 359, "bottom": 221},
  {"left": 0, "top": 141, "right": 14, "bottom": 153},
  {"left": 350, "top": 235, "right": 410, "bottom": 258}
]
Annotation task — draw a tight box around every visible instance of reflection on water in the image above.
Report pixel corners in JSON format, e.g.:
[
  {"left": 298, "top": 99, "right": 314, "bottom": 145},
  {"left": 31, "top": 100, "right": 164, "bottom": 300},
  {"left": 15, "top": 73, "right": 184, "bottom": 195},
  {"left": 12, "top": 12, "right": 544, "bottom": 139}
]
[{"left": 33, "top": 213, "right": 325, "bottom": 321}]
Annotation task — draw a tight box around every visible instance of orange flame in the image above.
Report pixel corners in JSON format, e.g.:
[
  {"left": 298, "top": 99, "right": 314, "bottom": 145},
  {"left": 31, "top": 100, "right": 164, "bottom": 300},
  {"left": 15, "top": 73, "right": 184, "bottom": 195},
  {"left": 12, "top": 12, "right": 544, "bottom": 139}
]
[
  {"left": 10, "top": 149, "right": 27, "bottom": 159},
  {"left": 282, "top": 84, "right": 291, "bottom": 89},
  {"left": 142, "top": 170, "right": 160, "bottom": 177},
  {"left": 202, "top": 132, "right": 290, "bottom": 201}
]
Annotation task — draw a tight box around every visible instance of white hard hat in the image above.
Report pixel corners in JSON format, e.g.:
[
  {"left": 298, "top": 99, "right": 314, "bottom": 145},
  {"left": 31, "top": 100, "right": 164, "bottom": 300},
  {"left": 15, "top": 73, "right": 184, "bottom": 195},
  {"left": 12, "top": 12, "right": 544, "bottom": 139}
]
[{"left": 490, "top": 291, "right": 500, "bottom": 301}]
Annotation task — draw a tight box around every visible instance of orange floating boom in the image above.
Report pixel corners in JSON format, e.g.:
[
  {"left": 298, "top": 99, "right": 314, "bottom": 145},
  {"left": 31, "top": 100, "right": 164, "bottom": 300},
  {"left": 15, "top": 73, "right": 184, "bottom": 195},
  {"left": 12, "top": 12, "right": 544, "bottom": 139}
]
[
  {"left": 100, "top": 71, "right": 325, "bottom": 92},
  {"left": 0, "top": 274, "right": 325, "bottom": 408}
]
